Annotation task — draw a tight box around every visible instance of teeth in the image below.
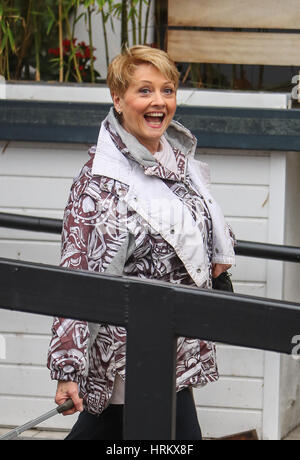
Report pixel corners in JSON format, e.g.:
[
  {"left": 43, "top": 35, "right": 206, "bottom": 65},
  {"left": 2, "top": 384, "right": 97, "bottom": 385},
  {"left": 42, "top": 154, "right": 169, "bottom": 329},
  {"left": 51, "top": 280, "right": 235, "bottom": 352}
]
[{"left": 145, "top": 112, "right": 164, "bottom": 117}]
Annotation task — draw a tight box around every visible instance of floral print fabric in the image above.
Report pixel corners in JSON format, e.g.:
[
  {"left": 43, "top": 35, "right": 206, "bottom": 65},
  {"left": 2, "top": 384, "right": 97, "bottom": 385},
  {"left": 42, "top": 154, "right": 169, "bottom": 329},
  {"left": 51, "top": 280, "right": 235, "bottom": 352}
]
[{"left": 48, "top": 128, "right": 219, "bottom": 415}]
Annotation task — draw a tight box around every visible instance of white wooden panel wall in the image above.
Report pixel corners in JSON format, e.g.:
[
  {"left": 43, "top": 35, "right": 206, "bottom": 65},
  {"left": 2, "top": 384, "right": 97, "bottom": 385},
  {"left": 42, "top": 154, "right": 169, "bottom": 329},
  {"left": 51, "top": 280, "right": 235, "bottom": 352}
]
[
  {"left": 0, "top": 142, "right": 272, "bottom": 437},
  {"left": 195, "top": 148, "right": 270, "bottom": 439},
  {"left": 0, "top": 141, "right": 88, "bottom": 431},
  {"left": 197, "top": 148, "right": 270, "bottom": 298}
]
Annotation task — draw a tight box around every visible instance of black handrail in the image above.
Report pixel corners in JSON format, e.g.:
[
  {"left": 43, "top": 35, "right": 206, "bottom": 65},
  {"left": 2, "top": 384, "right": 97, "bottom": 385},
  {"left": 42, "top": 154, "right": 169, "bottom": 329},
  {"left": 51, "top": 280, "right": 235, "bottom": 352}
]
[
  {"left": 1, "top": 257, "right": 300, "bottom": 440},
  {"left": 1, "top": 211, "right": 300, "bottom": 263},
  {"left": 2, "top": 211, "right": 300, "bottom": 439},
  {"left": 236, "top": 240, "right": 300, "bottom": 263},
  {"left": 0, "top": 212, "right": 62, "bottom": 234}
]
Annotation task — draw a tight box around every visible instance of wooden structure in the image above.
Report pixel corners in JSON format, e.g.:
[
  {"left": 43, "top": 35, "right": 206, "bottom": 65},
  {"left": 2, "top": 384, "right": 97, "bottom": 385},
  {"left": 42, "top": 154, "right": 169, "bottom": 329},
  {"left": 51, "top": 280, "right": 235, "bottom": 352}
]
[{"left": 167, "top": 0, "right": 300, "bottom": 65}]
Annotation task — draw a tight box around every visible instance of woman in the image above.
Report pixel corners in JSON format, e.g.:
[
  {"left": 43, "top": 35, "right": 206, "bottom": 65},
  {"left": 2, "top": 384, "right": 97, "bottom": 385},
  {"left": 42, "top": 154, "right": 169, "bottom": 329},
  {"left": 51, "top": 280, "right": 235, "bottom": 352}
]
[{"left": 47, "top": 45, "right": 235, "bottom": 440}]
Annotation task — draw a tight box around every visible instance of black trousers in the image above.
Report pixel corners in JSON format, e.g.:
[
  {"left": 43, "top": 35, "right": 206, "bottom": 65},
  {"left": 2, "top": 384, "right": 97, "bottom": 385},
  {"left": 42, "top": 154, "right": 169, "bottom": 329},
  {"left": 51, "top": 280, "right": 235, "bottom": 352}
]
[{"left": 65, "top": 387, "right": 202, "bottom": 440}]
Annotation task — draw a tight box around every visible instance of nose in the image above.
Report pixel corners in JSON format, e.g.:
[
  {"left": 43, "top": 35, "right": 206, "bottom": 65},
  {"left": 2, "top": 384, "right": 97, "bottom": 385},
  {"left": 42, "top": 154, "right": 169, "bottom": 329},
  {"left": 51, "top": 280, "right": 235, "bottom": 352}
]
[{"left": 151, "top": 90, "right": 166, "bottom": 107}]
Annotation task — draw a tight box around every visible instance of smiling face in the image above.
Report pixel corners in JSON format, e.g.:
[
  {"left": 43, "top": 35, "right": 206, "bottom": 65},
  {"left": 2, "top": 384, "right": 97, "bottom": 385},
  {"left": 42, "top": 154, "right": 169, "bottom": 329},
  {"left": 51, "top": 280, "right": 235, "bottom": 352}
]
[{"left": 112, "top": 64, "right": 177, "bottom": 154}]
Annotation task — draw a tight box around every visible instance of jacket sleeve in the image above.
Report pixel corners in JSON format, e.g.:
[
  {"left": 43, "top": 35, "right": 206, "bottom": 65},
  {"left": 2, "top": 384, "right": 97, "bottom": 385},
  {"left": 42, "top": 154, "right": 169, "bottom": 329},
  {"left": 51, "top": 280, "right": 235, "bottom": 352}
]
[{"left": 47, "top": 179, "right": 130, "bottom": 382}]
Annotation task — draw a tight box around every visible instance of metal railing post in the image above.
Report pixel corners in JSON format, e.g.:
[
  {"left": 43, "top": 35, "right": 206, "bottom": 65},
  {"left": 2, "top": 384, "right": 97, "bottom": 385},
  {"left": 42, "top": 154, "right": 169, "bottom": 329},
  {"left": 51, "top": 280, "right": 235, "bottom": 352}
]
[{"left": 124, "top": 282, "right": 177, "bottom": 440}]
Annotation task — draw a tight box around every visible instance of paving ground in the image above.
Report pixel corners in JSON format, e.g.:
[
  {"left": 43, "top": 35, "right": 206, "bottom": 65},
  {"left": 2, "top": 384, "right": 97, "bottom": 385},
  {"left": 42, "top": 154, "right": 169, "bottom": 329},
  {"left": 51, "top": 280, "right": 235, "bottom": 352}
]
[
  {"left": 283, "top": 425, "right": 300, "bottom": 441},
  {"left": 0, "top": 427, "right": 67, "bottom": 440},
  {"left": 1, "top": 425, "right": 300, "bottom": 440}
]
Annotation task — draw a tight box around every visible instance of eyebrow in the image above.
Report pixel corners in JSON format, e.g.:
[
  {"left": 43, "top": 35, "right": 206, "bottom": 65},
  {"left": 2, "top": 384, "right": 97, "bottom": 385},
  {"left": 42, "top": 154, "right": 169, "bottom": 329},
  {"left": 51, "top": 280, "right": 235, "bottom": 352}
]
[{"left": 136, "top": 79, "right": 174, "bottom": 85}]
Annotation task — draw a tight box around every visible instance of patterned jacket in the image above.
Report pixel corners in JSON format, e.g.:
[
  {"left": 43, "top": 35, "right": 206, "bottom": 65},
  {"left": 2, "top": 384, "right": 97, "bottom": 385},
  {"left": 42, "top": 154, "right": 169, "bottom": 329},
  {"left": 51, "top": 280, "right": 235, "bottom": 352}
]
[{"left": 47, "top": 110, "right": 235, "bottom": 415}]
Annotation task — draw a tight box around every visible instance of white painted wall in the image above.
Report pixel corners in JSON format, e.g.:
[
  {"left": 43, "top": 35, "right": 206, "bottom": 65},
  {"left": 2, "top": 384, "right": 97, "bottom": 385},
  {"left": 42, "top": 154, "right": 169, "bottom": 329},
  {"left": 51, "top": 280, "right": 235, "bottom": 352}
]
[
  {"left": 280, "top": 151, "right": 300, "bottom": 439},
  {"left": 0, "top": 141, "right": 87, "bottom": 430},
  {"left": 195, "top": 148, "right": 269, "bottom": 439},
  {"left": 3, "top": 81, "right": 290, "bottom": 109}
]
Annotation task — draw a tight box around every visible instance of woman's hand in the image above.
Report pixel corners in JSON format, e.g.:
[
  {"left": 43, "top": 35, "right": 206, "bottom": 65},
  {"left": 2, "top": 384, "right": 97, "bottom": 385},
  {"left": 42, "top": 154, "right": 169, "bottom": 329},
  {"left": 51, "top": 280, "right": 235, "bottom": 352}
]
[
  {"left": 212, "top": 263, "right": 232, "bottom": 278},
  {"left": 55, "top": 381, "right": 83, "bottom": 415}
]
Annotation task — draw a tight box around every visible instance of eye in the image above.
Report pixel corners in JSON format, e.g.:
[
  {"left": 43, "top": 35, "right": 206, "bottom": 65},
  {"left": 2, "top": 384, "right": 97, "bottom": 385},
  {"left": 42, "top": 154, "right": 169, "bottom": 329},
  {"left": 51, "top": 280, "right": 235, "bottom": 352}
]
[
  {"left": 163, "top": 87, "right": 175, "bottom": 95},
  {"left": 139, "top": 87, "right": 151, "bottom": 95}
]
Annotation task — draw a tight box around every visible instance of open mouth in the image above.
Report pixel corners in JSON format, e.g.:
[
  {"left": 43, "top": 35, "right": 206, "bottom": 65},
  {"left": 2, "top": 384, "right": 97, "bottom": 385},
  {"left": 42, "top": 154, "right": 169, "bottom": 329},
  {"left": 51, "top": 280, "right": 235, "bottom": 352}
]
[{"left": 144, "top": 112, "right": 165, "bottom": 127}]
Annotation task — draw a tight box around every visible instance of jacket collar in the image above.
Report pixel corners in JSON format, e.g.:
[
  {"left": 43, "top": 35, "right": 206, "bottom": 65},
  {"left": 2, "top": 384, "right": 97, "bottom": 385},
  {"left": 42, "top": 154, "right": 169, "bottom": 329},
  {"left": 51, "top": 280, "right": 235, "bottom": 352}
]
[{"left": 93, "top": 108, "right": 197, "bottom": 182}]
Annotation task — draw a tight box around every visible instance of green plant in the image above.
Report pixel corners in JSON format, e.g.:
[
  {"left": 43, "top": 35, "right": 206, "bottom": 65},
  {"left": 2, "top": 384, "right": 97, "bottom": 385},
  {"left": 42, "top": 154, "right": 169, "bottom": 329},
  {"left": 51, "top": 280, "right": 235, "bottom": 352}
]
[
  {"left": 0, "top": 0, "right": 47, "bottom": 80},
  {"left": 0, "top": 0, "right": 68, "bottom": 81},
  {"left": 46, "top": 0, "right": 83, "bottom": 82},
  {"left": 97, "top": 0, "right": 114, "bottom": 68},
  {"left": 47, "top": 0, "right": 114, "bottom": 82},
  {"left": 0, "top": 0, "right": 103, "bottom": 82},
  {"left": 112, "top": 0, "right": 152, "bottom": 50},
  {"left": 48, "top": 38, "right": 100, "bottom": 81},
  {"left": 129, "top": 0, "right": 152, "bottom": 45},
  {"left": 0, "top": 0, "right": 154, "bottom": 83}
]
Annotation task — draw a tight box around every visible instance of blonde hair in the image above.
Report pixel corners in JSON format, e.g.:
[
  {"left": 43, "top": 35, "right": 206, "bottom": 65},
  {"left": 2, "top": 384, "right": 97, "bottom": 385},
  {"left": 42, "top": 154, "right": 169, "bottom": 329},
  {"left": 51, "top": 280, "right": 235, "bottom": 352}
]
[{"left": 107, "top": 45, "right": 180, "bottom": 96}]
